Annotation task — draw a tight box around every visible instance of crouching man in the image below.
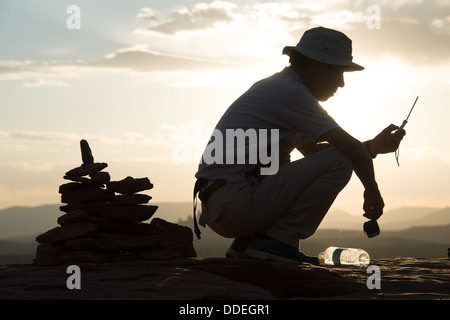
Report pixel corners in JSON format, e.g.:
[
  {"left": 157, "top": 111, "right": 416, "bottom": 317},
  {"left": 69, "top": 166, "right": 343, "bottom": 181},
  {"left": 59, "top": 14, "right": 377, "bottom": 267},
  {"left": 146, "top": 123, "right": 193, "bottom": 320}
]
[{"left": 194, "top": 27, "right": 405, "bottom": 264}]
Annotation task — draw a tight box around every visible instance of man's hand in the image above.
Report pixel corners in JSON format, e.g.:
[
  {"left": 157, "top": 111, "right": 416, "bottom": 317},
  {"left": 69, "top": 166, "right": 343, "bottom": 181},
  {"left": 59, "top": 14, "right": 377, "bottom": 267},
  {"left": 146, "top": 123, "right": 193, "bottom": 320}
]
[
  {"left": 363, "top": 188, "right": 384, "bottom": 220},
  {"left": 368, "top": 124, "right": 406, "bottom": 156}
]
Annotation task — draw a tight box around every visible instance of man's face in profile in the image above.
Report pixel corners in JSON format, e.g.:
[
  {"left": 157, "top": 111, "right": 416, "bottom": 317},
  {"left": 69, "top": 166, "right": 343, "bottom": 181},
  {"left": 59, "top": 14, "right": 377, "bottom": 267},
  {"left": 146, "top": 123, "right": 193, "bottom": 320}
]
[{"left": 313, "top": 64, "right": 347, "bottom": 102}]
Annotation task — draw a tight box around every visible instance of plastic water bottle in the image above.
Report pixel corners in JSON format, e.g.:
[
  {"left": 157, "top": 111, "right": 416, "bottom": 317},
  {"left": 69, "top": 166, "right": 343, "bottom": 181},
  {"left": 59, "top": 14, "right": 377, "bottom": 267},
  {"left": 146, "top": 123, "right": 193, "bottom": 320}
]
[{"left": 318, "top": 247, "right": 370, "bottom": 267}]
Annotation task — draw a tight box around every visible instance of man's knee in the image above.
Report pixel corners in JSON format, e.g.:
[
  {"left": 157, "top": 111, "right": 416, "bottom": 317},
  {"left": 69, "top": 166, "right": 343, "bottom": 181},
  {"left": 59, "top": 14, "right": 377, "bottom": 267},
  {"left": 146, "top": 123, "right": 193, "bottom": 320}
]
[{"left": 328, "top": 149, "right": 354, "bottom": 182}]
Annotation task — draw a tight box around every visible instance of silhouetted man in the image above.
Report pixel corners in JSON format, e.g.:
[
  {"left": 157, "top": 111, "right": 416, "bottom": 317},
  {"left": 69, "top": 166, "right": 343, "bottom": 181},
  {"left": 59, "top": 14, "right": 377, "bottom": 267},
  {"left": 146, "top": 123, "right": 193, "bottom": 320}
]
[{"left": 194, "top": 27, "right": 405, "bottom": 264}]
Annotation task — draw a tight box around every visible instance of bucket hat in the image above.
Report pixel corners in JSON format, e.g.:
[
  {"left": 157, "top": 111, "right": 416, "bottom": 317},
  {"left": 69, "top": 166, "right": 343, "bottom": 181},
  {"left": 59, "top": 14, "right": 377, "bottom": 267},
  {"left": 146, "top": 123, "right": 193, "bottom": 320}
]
[{"left": 283, "top": 26, "right": 364, "bottom": 72}]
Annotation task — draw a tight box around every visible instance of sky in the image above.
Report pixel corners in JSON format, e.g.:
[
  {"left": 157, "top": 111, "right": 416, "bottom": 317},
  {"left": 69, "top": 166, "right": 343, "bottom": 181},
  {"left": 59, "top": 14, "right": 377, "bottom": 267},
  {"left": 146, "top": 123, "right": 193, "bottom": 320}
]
[{"left": 1, "top": 0, "right": 449, "bottom": 219}]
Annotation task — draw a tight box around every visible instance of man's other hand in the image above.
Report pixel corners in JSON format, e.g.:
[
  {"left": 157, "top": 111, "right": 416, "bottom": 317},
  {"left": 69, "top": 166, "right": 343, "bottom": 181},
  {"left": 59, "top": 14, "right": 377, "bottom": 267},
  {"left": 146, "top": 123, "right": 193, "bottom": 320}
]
[{"left": 363, "top": 188, "right": 384, "bottom": 220}]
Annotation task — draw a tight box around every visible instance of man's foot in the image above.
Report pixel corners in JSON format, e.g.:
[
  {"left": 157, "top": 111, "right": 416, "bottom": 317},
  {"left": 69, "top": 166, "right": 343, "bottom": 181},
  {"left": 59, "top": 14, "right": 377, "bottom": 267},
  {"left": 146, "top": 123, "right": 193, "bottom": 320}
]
[
  {"left": 225, "top": 237, "right": 252, "bottom": 259},
  {"left": 244, "top": 234, "right": 319, "bottom": 265}
]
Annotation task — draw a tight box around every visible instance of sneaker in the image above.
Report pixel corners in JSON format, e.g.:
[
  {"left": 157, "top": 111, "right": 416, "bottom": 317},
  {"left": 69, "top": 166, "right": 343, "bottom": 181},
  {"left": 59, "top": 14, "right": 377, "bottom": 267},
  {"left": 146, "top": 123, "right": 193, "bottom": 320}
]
[
  {"left": 225, "top": 237, "right": 252, "bottom": 259},
  {"left": 244, "top": 234, "right": 319, "bottom": 265}
]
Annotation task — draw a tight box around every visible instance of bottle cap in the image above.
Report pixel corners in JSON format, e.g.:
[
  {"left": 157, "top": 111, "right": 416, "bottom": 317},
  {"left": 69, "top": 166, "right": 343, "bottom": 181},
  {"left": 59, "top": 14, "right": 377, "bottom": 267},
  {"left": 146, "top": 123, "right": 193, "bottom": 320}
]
[{"left": 364, "top": 219, "right": 380, "bottom": 238}]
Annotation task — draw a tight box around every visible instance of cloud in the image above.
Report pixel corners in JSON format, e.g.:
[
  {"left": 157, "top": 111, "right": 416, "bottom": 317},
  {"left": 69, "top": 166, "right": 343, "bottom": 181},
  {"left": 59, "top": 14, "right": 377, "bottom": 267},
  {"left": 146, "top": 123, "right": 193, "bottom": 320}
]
[
  {"left": 403, "top": 146, "right": 450, "bottom": 164},
  {"left": 0, "top": 60, "right": 88, "bottom": 86},
  {"left": 252, "top": 0, "right": 450, "bottom": 65},
  {"left": 0, "top": 130, "right": 167, "bottom": 147},
  {"left": 135, "top": 0, "right": 450, "bottom": 65},
  {"left": 7, "top": 161, "right": 57, "bottom": 173},
  {"left": 2, "top": 0, "right": 450, "bottom": 86},
  {"left": 348, "top": 18, "right": 450, "bottom": 64},
  {"left": 98, "top": 46, "right": 226, "bottom": 71},
  {"left": 0, "top": 47, "right": 227, "bottom": 86},
  {"left": 140, "top": 0, "right": 237, "bottom": 35},
  {"left": 0, "top": 131, "right": 79, "bottom": 142},
  {"left": 23, "top": 78, "right": 68, "bottom": 87},
  {"left": 137, "top": 8, "right": 157, "bottom": 20},
  {"left": 0, "top": 60, "right": 86, "bottom": 76}
]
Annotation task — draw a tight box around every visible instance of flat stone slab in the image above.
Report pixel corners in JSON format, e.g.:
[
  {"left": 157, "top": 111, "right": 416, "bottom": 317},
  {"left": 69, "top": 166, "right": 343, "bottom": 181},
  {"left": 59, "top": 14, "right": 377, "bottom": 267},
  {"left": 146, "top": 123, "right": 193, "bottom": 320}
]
[
  {"left": 106, "top": 176, "right": 153, "bottom": 195},
  {"left": 0, "top": 258, "right": 448, "bottom": 300},
  {"left": 65, "top": 163, "right": 108, "bottom": 177}
]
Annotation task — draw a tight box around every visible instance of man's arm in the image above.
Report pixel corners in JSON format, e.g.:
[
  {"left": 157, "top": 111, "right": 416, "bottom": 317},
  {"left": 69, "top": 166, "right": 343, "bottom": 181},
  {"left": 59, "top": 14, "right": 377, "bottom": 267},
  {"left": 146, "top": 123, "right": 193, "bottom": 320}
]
[
  {"left": 296, "top": 142, "right": 333, "bottom": 157},
  {"left": 320, "top": 127, "right": 384, "bottom": 220}
]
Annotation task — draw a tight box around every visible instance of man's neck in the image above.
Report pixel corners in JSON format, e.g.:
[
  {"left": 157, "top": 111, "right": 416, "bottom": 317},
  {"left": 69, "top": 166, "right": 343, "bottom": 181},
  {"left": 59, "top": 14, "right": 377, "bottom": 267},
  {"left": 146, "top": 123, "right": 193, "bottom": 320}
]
[{"left": 289, "top": 65, "right": 315, "bottom": 94}]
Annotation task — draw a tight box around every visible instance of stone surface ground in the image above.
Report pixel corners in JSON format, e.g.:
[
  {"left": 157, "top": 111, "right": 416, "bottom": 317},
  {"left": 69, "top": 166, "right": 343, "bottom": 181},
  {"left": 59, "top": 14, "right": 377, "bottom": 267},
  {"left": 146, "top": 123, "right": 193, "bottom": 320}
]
[{"left": 0, "top": 257, "right": 448, "bottom": 300}]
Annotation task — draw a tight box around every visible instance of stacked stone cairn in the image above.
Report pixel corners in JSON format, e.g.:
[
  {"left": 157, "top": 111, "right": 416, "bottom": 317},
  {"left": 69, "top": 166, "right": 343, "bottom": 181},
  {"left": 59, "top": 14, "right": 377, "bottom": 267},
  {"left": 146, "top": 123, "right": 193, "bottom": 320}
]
[{"left": 35, "top": 139, "right": 196, "bottom": 266}]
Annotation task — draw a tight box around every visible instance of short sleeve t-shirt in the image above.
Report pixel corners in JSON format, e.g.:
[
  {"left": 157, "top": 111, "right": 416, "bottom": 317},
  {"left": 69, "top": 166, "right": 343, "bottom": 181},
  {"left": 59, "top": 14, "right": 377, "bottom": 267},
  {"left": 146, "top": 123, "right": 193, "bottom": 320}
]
[{"left": 195, "top": 67, "right": 339, "bottom": 182}]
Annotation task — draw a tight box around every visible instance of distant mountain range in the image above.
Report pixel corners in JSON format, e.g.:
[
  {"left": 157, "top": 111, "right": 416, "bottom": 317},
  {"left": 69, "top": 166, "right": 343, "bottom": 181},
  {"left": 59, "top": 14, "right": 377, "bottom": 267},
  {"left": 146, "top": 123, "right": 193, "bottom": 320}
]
[
  {"left": 1, "top": 203, "right": 448, "bottom": 239},
  {"left": 0, "top": 203, "right": 448, "bottom": 263},
  {"left": 0, "top": 202, "right": 193, "bottom": 240},
  {"left": 319, "top": 206, "right": 450, "bottom": 231}
]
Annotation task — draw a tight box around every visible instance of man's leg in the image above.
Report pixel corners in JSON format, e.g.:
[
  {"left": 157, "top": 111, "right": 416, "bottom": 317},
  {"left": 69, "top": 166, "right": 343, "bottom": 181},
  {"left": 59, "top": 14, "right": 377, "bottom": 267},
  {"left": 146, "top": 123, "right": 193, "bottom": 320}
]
[{"left": 206, "top": 149, "right": 353, "bottom": 249}]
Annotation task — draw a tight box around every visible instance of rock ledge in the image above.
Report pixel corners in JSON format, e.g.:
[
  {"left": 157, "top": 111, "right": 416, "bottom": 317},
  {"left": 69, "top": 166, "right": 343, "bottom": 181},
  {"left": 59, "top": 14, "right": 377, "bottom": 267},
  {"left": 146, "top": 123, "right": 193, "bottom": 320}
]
[{"left": 0, "top": 257, "right": 448, "bottom": 300}]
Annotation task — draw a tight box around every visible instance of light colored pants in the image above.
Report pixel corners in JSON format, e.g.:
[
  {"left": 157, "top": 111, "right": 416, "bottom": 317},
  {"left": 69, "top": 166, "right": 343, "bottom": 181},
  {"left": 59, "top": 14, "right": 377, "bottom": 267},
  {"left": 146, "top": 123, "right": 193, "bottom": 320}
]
[{"left": 199, "top": 149, "right": 353, "bottom": 249}]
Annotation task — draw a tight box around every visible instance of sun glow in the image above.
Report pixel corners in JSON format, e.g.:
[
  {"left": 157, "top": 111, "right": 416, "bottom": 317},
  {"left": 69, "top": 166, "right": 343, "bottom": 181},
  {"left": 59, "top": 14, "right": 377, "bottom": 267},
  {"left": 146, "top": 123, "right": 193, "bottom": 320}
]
[{"left": 321, "top": 57, "right": 419, "bottom": 141}]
